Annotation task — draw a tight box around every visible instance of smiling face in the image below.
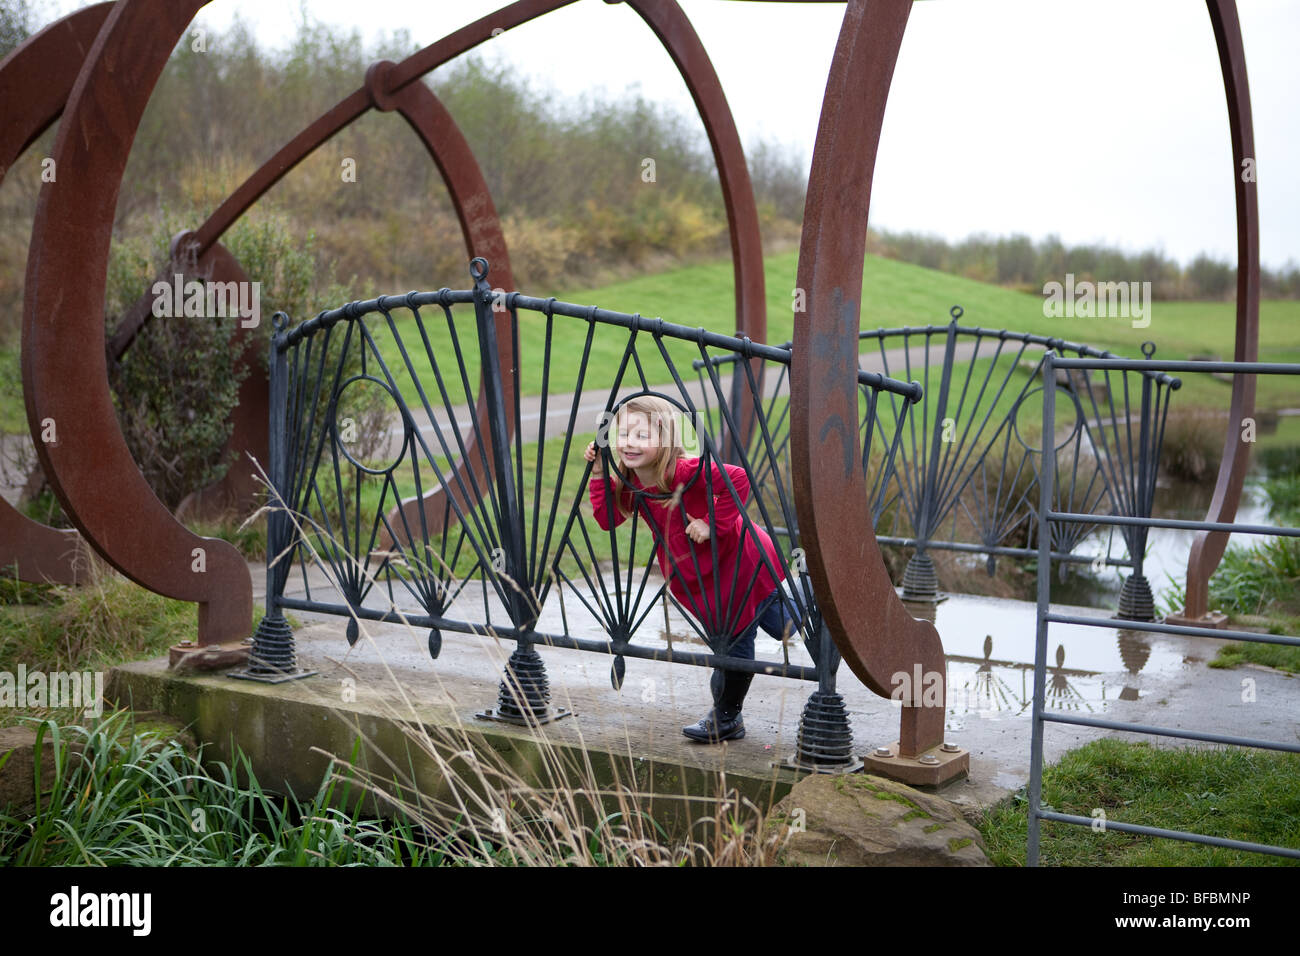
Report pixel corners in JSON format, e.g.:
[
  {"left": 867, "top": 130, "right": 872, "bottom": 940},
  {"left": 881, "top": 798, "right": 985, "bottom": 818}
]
[{"left": 615, "top": 409, "right": 662, "bottom": 471}]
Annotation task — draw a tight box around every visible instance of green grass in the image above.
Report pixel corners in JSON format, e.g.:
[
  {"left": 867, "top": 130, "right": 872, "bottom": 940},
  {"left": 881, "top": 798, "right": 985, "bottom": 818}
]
[
  {"left": 1202, "top": 442, "right": 1300, "bottom": 651},
  {"left": 0, "top": 714, "right": 440, "bottom": 866},
  {"left": 1209, "top": 641, "right": 1300, "bottom": 674},
  {"left": 1207, "top": 536, "right": 1300, "bottom": 619},
  {"left": 3, "top": 253, "right": 1296, "bottom": 437},
  {"left": 978, "top": 738, "right": 1300, "bottom": 866},
  {"left": 305, "top": 252, "right": 1300, "bottom": 424},
  {"left": 0, "top": 568, "right": 198, "bottom": 676},
  {"left": 557, "top": 253, "right": 1300, "bottom": 410},
  {"left": 0, "top": 711, "right": 787, "bottom": 867},
  {"left": 0, "top": 566, "right": 277, "bottom": 729}
]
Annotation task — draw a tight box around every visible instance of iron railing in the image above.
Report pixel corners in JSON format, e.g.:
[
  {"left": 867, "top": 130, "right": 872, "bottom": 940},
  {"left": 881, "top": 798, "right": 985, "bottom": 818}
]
[
  {"left": 705, "top": 309, "right": 1180, "bottom": 618},
  {"left": 1029, "top": 353, "right": 1300, "bottom": 864},
  {"left": 243, "top": 258, "right": 922, "bottom": 771}
]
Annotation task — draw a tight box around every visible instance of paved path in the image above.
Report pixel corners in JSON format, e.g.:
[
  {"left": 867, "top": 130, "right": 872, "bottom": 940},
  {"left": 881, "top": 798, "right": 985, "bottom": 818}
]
[{"left": 377, "top": 340, "right": 986, "bottom": 459}]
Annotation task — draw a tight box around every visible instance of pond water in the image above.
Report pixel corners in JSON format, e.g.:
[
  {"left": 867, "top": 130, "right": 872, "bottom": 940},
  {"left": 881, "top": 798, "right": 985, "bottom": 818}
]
[{"left": 905, "top": 594, "right": 1187, "bottom": 732}]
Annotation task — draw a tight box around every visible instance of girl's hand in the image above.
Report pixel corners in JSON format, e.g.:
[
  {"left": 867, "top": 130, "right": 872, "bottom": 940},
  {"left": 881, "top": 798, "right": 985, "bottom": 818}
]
[
  {"left": 684, "top": 514, "right": 711, "bottom": 543},
  {"left": 585, "top": 441, "right": 607, "bottom": 477}
]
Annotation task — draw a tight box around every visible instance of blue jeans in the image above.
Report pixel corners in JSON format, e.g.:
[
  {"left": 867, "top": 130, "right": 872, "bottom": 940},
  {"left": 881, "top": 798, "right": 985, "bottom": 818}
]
[{"left": 727, "top": 587, "right": 800, "bottom": 661}]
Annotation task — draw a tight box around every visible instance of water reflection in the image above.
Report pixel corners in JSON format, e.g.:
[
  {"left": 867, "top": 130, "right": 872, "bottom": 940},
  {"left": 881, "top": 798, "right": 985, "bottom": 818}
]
[
  {"left": 943, "top": 632, "right": 1102, "bottom": 729},
  {"left": 1116, "top": 628, "right": 1151, "bottom": 702}
]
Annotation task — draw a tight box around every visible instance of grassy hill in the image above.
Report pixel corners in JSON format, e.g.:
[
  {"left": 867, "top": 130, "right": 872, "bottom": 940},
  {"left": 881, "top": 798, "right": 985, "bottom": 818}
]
[
  {"left": 3, "top": 250, "right": 1297, "bottom": 439},
  {"left": 548, "top": 251, "right": 1300, "bottom": 412}
]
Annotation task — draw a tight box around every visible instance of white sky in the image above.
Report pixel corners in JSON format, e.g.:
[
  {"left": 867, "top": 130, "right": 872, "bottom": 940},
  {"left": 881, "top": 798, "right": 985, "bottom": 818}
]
[{"left": 45, "top": 0, "right": 1300, "bottom": 269}]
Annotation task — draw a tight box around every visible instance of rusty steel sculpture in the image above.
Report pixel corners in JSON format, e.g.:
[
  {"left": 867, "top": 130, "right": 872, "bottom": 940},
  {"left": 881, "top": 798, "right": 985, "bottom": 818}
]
[{"left": 2, "top": 0, "right": 1262, "bottom": 781}]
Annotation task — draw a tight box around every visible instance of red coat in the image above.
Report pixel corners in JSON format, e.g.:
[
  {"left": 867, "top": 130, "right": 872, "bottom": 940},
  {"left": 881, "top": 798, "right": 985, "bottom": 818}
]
[{"left": 588, "top": 456, "right": 784, "bottom": 638}]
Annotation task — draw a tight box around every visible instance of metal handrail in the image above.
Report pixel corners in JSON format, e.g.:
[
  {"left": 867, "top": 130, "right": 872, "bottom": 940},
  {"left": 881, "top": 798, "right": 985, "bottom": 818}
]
[
  {"left": 244, "top": 258, "right": 920, "bottom": 770},
  {"left": 1028, "top": 351, "right": 1300, "bottom": 865}
]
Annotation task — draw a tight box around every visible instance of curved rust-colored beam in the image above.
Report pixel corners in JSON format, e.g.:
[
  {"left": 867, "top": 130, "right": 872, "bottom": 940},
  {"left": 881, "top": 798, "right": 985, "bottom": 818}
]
[
  {"left": 23, "top": 0, "right": 252, "bottom": 643},
  {"left": 1174, "top": 0, "right": 1259, "bottom": 624},
  {"left": 179, "top": 0, "right": 582, "bottom": 272},
  {"left": 104, "top": 4, "right": 582, "bottom": 513},
  {"left": 0, "top": 2, "right": 115, "bottom": 585},
  {"left": 110, "top": 0, "right": 764, "bottom": 355},
  {"left": 364, "top": 63, "right": 517, "bottom": 544},
  {"left": 0, "top": 2, "right": 113, "bottom": 159},
  {"left": 790, "top": 0, "right": 947, "bottom": 757},
  {"left": 107, "top": 0, "right": 765, "bottom": 531},
  {"left": 624, "top": 0, "right": 767, "bottom": 458}
]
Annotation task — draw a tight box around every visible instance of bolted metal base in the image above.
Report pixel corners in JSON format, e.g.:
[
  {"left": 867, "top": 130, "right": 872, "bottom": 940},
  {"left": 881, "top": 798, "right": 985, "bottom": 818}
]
[
  {"left": 862, "top": 741, "right": 969, "bottom": 788},
  {"left": 1116, "top": 572, "right": 1157, "bottom": 622},
  {"left": 1163, "top": 609, "right": 1230, "bottom": 630},
  {"left": 169, "top": 640, "right": 249, "bottom": 673},
  {"left": 784, "top": 691, "right": 863, "bottom": 774},
  {"left": 476, "top": 645, "right": 570, "bottom": 726},
  {"left": 901, "top": 551, "right": 945, "bottom": 604},
  {"left": 229, "top": 613, "right": 315, "bottom": 683}
]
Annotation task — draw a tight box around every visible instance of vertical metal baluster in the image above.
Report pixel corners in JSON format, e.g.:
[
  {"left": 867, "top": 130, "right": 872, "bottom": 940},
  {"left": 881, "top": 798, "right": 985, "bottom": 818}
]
[
  {"left": 1118, "top": 345, "right": 1158, "bottom": 620},
  {"left": 240, "top": 312, "right": 314, "bottom": 682},
  {"left": 1028, "top": 352, "right": 1057, "bottom": 866},
  {"left": 903, "top": 316, "right": 957, "bottom": 602},
  {"left": 468, "top": 259, "right": 562, "bottom": 724}
]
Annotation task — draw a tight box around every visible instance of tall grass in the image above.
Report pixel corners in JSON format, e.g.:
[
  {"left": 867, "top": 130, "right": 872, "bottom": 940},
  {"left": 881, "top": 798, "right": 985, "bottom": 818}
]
[
  {"left": 0, "top": 703, "right": 791, "bottom": 867},
  {"left": 0, "top": 558, "right": 197, "bottom": 677},
  {"left": 0, "top": 713, "right": 436, "bottom": 866}
]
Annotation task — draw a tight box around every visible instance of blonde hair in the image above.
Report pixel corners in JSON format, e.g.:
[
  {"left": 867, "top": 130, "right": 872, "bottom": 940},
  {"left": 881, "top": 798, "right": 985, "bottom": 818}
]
[{"left": 610, "top": 396, "right": 686, "bottom": 515}]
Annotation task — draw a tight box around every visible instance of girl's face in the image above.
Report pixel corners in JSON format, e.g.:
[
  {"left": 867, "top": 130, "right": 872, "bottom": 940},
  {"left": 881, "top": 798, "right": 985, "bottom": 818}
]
[{"left": 615, "top": 410, "right": 662, "bottom": 470}]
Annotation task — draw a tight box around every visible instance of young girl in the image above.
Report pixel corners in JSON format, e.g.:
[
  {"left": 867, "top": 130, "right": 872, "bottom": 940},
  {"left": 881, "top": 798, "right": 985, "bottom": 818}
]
[{"left": 583, "top": 395, "right": 798, "bottom": 743}]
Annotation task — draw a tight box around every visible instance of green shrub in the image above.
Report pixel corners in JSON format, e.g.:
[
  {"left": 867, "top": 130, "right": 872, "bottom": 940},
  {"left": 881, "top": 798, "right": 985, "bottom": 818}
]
[{"left": 106, "top": 213, "right": 319, "bottom": 510}]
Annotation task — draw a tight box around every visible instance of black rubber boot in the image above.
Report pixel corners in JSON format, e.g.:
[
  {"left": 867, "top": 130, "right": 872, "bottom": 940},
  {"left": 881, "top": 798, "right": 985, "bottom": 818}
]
[{"left": 682, "top": 669, "right": 754, "bottom": 743}]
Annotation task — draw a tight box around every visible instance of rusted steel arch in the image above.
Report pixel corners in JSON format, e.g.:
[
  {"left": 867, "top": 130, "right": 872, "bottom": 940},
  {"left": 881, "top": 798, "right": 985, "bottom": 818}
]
[
  {"left": 167, "top": 0, "right": 766, "bottom": 353},
  {"left": 0, "top": 2, "right": 112, "bottom": 159},
  {"left": 106, "top": 0, "right": 766, "bottom": 512},
  {"left": 790, "top": 0, "right": 947, "bottom": 757},
  {"left": 0, "top": 2, "right": 114, "bottom": 585},
  {"left": 22, "top": 0, "right": 251, "bottom": 643},
  {"left": 623, "top": 0, "right": 767, "bottom": 459},
  {"left": 1175, "top": 0, "right": 1260, "bottom": 624},
  {"left": 790, "top": 0, "right": 1264, "bottom": 752},
  {"left": 364, "top": 61, "right": 518, "bottom": 544}
]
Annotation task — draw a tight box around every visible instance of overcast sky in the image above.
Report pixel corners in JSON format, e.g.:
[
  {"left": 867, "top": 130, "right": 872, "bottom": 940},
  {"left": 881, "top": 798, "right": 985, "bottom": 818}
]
[{"left": 47, "top": 0, "right": 1300, "bottom": 269}]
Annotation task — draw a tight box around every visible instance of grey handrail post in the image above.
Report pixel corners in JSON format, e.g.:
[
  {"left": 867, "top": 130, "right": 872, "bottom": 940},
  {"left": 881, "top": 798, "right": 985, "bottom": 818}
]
[
  {"left": 469, "top": 257, "right": 530, "bottom": 631},
  {"left": 901, "top": 316, "right": 958, "bottom": 602},
  {"left": 239, "top": 310, "right": 312, "bottom": 682},
  {"left": 266, "top": 317, "right": 287, "bottom": 611},
  {"left": 468, "top": 257, "right": 563, "bottom": 724},
  {"left": 1117, "top": 344, "right": 1159, "bottom": 620},
  {"left": 1028, "top": 350, "right": 1057, "bottom": 866}
]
